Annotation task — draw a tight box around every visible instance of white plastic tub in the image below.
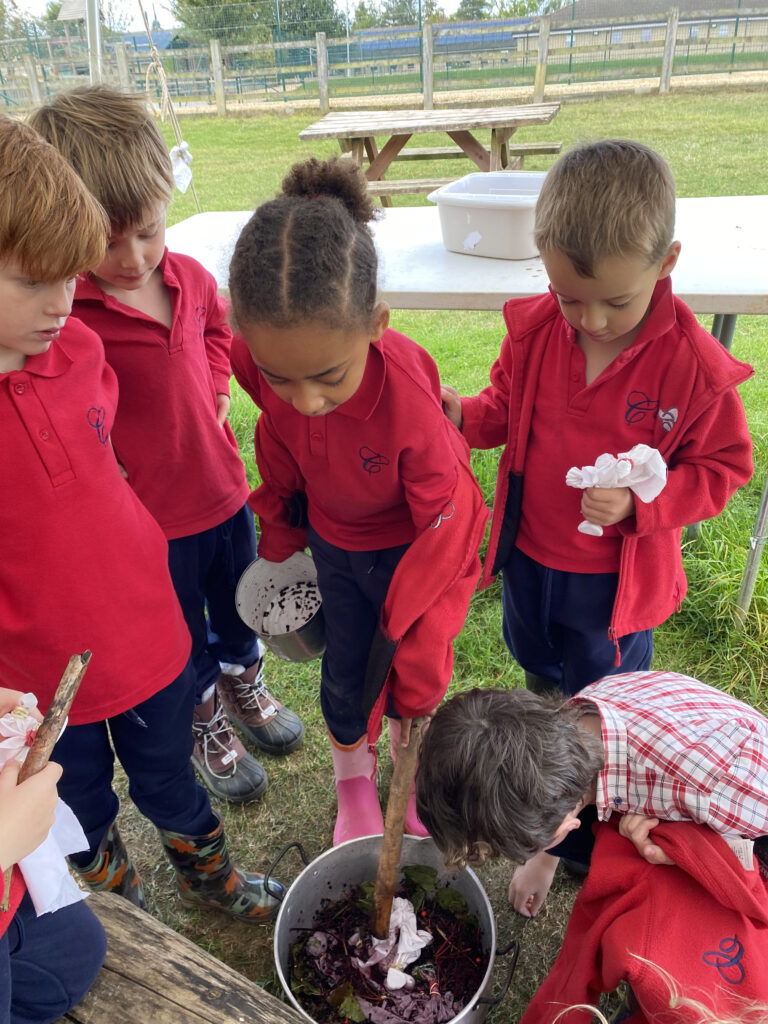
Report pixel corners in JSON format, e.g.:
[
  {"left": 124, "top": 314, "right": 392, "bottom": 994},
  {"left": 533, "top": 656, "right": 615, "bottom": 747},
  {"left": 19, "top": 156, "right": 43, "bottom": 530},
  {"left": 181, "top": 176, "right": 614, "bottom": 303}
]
[{"left": 428, "top": 171, "right": 546, "bottom": 260}]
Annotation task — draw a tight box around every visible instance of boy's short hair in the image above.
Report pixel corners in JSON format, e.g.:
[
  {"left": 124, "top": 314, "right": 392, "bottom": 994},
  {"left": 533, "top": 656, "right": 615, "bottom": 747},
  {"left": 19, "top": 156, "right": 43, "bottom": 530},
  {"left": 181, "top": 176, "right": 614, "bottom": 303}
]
[
  {"left": 416, "top": 687, "right": 604, "bottom": 868},
  {"left": 534, "top": 139, "right": 676, "bottom": 277},
  {"left": 28, "top": 85, "right": 173, "bottom": 231},
  {"left": 0, "top": 116, "right": 107, "bottom": 281}
]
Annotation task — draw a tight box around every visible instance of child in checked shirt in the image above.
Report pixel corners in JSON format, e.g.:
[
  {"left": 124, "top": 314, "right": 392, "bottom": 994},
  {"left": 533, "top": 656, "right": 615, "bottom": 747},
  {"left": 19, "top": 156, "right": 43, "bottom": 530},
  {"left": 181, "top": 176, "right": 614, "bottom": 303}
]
[{"left": 416, "top": 671, "right": 768, "bottom": 917}]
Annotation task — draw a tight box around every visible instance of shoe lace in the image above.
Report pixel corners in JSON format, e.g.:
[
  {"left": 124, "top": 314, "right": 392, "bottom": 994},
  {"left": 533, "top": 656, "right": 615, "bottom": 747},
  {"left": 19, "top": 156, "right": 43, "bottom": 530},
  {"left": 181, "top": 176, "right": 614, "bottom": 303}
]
[
  {"left": 193, "top": 695, "right": 238, "bottom": 775},
  {"left": 232, "top": 661, "right": 277, "bottom": 716}
]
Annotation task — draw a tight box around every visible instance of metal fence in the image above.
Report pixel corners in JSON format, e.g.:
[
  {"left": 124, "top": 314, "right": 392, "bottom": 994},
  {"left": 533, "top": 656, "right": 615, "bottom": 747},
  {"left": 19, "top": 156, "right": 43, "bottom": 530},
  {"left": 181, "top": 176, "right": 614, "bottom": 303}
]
[{"left": 1, "top": 5, "right": 766, "bottom": 111}]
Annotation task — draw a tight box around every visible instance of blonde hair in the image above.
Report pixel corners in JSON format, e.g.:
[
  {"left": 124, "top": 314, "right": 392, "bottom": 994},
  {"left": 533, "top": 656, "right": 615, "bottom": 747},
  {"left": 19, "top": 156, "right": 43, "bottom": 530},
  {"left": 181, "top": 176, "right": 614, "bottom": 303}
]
[
  {"left": 28, "top": 85, "right": 173, "bottom": 231},
  {"left": 0, "top": 116, "right": 107, "bottom": 281},
  {"left": 550, "top": 957, "right": 768, "bottom": 1023},
  {"left": 534, "top": 139, "right": 676, "bottom": 277}
]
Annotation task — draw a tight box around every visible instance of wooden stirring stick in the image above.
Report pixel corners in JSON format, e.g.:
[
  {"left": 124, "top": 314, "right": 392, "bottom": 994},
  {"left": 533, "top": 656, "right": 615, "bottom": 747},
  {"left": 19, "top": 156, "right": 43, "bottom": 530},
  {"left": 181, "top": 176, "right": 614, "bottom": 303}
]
[
  {"left": 1, "top": 651, "right": 92, "bottom": 911},
  {"left": 372, "top": 716, "right": 423, "bottom": 939}
]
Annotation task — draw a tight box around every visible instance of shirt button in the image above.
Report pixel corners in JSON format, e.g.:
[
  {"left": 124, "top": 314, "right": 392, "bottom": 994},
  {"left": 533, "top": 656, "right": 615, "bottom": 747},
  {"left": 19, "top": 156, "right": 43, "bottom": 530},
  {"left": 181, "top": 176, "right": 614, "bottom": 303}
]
[
  {"left": 571, "top": 372, "right": 580, "bottom": 382},
  {"left": 39, "top": 429, "right": 50, "bottom": 441},
  {"left": 311, "top": 432, "right": 322, "bottom": 441},
  {"left": 613, "top": 796, "right": 622, "bottom": 806},
  {"left": 14, "top": 383, "right": 25, "bottom": 395}
]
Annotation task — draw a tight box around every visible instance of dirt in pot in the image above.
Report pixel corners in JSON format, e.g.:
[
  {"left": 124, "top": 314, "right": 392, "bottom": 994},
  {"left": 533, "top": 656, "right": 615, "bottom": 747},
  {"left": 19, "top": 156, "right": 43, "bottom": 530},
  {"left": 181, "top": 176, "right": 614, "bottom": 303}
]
[{"left": 289, "top": 865, "right": 488, "bottom": 1024}]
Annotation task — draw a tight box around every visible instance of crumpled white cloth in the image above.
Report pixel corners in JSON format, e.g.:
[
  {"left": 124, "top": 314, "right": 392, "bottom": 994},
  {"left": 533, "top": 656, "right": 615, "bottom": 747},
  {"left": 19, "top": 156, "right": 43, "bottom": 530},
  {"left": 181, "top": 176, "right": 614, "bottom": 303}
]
[
  {"left": 0, "top": 695, "right": 89, "bottom": 916},
  {"left": 355, "top": 896, "right": 433, "bottom": 991},
  {"left": 566, "top": 443, "right": 667, "bottom": 537},
  {"left": 170, "top": 141, "right": 193, "bottom": 193}
]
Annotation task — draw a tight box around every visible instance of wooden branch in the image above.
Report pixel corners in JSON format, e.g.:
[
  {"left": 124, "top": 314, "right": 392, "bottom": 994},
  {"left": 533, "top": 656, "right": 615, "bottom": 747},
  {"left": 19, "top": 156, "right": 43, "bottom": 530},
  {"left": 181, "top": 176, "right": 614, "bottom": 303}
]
[
  {"left": 372, "top": 717, "right": 423, "bottom": 939},
  {"left": 1, "top": 652, "right": 91, "bottom": 910}
]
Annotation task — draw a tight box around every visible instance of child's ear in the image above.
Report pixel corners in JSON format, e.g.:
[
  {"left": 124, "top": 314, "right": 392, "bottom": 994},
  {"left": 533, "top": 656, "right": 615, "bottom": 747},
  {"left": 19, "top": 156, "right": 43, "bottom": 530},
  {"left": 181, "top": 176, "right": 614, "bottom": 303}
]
[
  {"left": 657, "top": 241, "right": 681, "bottom": 281},
  {"left": 370, "top": 301, "right": 390, "bottom": 341}
]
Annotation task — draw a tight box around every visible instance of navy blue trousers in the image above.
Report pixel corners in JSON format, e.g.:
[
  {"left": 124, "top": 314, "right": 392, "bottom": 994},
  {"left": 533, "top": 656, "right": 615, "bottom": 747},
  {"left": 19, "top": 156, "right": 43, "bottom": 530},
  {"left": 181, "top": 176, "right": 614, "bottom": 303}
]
[
  {"left": 53, "top": 661, "right": 216, "bottom": 863},
  {"left": 167, "top": 504, "right": 262, "bottom": 702},
  {"left": 501, "top": 546, "right": 653, "bottom": 697},
  {"left": 308, "top": 527, "right": 408, "bottom": 745},
  {"left": 0, "top": 892, "right": 105, "bottom": 1024}
]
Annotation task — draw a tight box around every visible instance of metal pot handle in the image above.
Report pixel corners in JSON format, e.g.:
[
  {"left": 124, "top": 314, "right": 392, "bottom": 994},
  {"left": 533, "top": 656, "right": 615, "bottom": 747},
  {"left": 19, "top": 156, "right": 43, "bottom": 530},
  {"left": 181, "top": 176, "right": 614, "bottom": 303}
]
[
  {"left": 477, "top": 939, "right": 521, "bottom": 1008},
  {"left": 263, "top": 841, "right": 311, "bottom": 902}
]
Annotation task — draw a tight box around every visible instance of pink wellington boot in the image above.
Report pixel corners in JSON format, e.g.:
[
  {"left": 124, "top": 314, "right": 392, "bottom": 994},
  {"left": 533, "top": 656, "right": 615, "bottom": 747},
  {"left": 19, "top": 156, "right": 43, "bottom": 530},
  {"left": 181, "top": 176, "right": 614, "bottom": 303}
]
[
  {"left": 388, "top": 717, "right": 430, "bottom": 838},
  {"left": 329, "top": 734, "right": 384, "bottom": 845}
]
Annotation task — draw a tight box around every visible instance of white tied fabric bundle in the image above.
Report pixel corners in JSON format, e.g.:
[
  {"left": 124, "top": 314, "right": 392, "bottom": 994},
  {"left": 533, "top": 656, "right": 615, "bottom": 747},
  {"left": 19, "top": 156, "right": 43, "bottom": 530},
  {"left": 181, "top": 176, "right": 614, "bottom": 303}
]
[
  {"left": 0, "top": 694, "right": 89, "bottom": 916},
  {"left": 355, "top": 897, "right": 433, "bottom": 991},
  {"left": 566, "top": 443, "right": 667, "bottom": 536},
  {"left": 169, "top": 141, "right": 193, "bottom": 193}
]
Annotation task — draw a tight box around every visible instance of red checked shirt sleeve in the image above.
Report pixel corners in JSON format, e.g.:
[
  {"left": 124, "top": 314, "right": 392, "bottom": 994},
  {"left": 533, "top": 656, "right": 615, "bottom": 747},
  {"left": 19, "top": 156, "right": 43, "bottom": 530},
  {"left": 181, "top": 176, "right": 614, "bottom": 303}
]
[{"left": 571, "top": 671, "right": 768, "bottom": 837}]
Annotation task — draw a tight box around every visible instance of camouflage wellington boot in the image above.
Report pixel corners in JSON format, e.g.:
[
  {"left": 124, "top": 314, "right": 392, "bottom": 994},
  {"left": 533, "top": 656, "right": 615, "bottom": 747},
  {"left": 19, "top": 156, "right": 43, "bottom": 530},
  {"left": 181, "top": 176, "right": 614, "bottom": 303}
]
[
  {"left": 71, "top": 822, "right": 147, "bottom": 910},
  {"left": 157, "top": 813, "right": 285, "bottom": 923}
]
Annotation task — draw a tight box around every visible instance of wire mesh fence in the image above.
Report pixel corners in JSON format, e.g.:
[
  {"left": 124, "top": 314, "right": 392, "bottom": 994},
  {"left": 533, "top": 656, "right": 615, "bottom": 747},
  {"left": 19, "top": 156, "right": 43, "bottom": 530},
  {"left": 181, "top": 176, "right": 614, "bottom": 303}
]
[{"left": 1, "top": 4, "right": 766, "bottom": 111}]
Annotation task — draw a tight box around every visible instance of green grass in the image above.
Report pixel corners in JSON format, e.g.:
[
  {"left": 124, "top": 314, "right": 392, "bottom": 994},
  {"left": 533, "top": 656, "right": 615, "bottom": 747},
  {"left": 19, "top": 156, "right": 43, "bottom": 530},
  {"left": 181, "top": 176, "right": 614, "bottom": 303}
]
[{"left": 128, "top": 89, "right": 768, "bottom": 1020}]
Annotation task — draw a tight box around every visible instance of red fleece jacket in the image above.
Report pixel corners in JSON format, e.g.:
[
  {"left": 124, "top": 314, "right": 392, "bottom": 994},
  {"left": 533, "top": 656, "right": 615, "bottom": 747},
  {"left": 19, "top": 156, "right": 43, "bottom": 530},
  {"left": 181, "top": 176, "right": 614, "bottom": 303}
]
[{"left": 521, "top": 820, "right": 768, "bottom": 1024}]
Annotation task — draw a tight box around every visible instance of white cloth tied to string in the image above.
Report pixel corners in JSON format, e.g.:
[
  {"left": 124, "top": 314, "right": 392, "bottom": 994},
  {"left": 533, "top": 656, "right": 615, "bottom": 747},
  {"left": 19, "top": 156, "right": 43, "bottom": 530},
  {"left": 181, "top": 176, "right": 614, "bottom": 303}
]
[
  {"left": 355, "top": 897, "right": 433, "bottom": 991},
  {"left": 565, "top": 443, "right": 667, "bottom": 537},
  {"left": 170, "top": 141, "right": 193, "bottom": 193},
  {"left": 0, "top": 694, "right": 89, "bottom": 916}
]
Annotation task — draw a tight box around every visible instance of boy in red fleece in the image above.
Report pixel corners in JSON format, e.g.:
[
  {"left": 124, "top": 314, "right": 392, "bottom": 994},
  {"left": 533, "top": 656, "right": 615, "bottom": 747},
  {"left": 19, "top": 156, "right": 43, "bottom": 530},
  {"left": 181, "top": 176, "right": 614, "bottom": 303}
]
[
  {"left": 0, "top": 689, "right": 105, "bottom": 1024},
  {"left": 416, "top": 671, "right": 768, "bottom": 919},
  {"left": 30, "top": 86, "right": 304, "bottom": 806},
  {"left": 441, "top": 140, "right": 753, "bottom": 697}
]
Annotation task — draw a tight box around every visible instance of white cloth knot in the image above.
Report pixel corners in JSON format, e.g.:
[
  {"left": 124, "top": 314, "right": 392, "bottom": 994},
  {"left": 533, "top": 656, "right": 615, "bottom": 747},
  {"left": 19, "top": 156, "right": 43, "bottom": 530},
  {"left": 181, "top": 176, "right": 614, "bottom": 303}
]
[
  {"left": 170, "top": 141, "right": 193, "bottom": 193},
  {"left": 566, "top": 443, "right": 667, "bottom": 536}
]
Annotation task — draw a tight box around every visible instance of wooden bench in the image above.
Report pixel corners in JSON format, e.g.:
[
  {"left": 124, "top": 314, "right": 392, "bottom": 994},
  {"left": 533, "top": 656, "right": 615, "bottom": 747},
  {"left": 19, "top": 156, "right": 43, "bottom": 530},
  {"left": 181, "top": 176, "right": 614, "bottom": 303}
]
[
  {"left": 366, "top": 176, "right": 459, "bottom": 197},
  {"left": 55, "top": 892, "right": 304, "bottom": 1023},
  {"left": 395, "top": 140, "right": 562, "bottom": 168}
]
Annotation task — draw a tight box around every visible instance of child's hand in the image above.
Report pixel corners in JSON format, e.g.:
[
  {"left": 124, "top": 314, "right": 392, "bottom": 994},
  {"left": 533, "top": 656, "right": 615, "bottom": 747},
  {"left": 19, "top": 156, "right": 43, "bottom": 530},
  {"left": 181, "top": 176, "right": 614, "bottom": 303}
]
[
  {"left": 581, "top": 486, "right": 635, "bottom": 528},
  {"left": 508, "top": 849, "right": 559, "bottom": 917},
  {"left": 216, "top": 393, "right": 231, "bottom": 427},
  {"left": 0, "top": 688, "right": 42, "bottom": 721},
  {"left": 0, "top": 760, "right": 62, "bottom": 871},
  {"left": 618, "top": 812, "right": 674, "bottom": 866},
  {"left": 440, "top": 385, "right": 463, "bottom": 430}
]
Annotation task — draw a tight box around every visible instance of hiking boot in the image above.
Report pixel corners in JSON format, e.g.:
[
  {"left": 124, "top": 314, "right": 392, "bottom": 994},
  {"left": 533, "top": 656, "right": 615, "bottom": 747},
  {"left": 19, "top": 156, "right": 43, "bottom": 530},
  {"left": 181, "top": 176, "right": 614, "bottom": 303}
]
[
  {"left": 217, "top": 656, "right": 304, "bottom": 755},
  {"left": 192, "top": 689, "right": 268, "bottom": 803},
  {"left": 157, "top": 813, "right": 284, "bottom": 923},
  {"left": 72, "top": 821, "right": 147, "bottom": 910}
]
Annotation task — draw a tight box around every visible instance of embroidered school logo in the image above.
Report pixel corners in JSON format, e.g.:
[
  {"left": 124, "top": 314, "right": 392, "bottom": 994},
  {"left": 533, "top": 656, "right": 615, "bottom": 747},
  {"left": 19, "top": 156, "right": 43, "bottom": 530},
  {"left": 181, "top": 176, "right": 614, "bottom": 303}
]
[
  {"left": 702, "top": 935, "right": 745, "bottom": 985},
  {"left": 194, "top": 305, "right": 206, "bottom": 343},
  {"left": 87, "top": 406, "right": 108, "bottom": 445},
  {"left": 625, "top": 391, "right": 658, "bottom": 425},
  {"left": 657, "top": 406, "right": 678, "bottom": 432},
  {"left": 359, "top": 446, "right": 389, "bottom": 475}
]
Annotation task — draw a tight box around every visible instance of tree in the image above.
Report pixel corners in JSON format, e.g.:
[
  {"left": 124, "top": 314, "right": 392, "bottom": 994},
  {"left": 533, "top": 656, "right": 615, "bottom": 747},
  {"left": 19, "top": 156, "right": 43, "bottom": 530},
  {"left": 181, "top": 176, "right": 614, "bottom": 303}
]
[
  {"left": 352, "top": 0, "right": 380, "bottom": 29},
  {"left": 493, "top": 0, "right": 542, "bottom": 17},
  {"left": 378, "top": 0, "right": 417, "bottom": 27},
  {"left": 453, "top": 0, "right": 491, "bottom": 22}
]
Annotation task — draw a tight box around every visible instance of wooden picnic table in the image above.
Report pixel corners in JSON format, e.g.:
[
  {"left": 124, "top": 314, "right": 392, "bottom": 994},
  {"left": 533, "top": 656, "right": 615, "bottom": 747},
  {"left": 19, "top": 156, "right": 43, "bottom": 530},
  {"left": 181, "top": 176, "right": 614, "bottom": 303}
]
[{"left": 298, "top": 104, "right": 561, "bottom": 202}]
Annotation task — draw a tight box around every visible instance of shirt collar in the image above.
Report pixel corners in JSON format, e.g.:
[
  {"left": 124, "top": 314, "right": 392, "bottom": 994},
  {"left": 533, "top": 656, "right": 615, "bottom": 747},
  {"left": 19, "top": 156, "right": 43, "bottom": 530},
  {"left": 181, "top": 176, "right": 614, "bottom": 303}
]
[
  {"left": 14, "top": 330, "right": 75, "bottom": 379},
  {"left": 568, "top": 694, "right": 629, "bottom": 820},
  {"left": 331, "top": 337, "right": 386, "bottom": 421},
  {"left": 75, "top": 248, "right": 173, "bottom": 304}
]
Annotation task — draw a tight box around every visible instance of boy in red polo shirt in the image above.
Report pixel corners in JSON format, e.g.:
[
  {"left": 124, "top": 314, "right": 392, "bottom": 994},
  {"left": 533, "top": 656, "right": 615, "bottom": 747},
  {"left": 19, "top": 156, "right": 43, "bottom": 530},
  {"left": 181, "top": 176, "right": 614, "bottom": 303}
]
[
  {"left": 0, "top": 116, "right": 283, "bottom": 922},
  {"left": 441, "top": 140, "right": 753, "bottom": 697},
  {"left": 30, "top": 86, "right": 304, "bottom": 806}
]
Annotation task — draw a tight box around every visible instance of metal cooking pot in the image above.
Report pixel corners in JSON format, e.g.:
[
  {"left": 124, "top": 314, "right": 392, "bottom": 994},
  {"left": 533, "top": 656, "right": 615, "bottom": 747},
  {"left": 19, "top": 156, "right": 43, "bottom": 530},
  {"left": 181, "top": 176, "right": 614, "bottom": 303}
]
[{"left": 270, "top": 835, "right": 518, "bottom": 1024}]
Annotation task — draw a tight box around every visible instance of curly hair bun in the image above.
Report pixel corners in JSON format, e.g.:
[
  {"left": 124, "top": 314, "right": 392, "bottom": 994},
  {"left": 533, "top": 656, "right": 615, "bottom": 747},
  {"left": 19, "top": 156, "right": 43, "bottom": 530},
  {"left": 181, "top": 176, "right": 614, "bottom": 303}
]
[{"left": 280, "top": 155, "right": 378, "bottom": 227}]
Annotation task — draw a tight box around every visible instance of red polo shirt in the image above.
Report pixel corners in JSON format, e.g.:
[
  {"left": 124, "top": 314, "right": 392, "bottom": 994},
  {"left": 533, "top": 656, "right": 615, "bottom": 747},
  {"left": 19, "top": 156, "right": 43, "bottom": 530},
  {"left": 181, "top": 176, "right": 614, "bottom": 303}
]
[{"left": 0, "top": 317, "right": 191, "bottom": 724}]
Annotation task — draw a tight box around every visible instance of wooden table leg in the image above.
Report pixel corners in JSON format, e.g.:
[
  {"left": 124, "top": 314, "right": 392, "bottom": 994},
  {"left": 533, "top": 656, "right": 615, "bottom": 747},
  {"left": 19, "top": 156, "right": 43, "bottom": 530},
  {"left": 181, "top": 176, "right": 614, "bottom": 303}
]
[
  {"left": 364, "top": 136, "right": 392, "bottom": 208},
  {"left": 491, "top": 127, "right": 516, "bottom": 171},
  {"left": 447, "top": 130, "right": 490, "bottom": 172}
]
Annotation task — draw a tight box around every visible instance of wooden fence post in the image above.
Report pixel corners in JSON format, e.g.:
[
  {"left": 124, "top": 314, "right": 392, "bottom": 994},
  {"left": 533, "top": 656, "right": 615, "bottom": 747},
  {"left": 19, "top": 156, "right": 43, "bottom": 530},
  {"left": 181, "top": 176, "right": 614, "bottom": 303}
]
[
  {"left": 209, "top": 37, "right": 226, "bottom": 116},
  {"left": 422, "top": 22, "right": 433, "bottom": 110},
  {"left": 533, "top": 14, "right": 550, "bottom": 103},
  {"left": 316, "top": 31, "right": 329, "bottom": 113},
  {"left": 115, "top": 41, "right": 131, "bottom": 91},
  {"left": 22, "top": 53, "right": 42, "bottom": 107},
  {"left": 659, "top": 6, "right": 679, "bottom": 93}
]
